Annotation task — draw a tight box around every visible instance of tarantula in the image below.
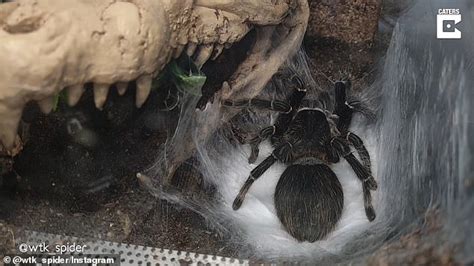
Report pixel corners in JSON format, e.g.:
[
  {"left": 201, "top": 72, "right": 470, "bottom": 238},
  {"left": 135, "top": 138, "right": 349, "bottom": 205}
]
[{"left": 224, "top": 77, "right": 378, "bottom": 242}]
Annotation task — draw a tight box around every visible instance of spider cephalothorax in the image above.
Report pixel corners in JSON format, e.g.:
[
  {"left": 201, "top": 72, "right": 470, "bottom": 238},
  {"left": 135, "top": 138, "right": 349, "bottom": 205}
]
[{"left": 225, "top": 77, "right": 378, "bottom": 242}]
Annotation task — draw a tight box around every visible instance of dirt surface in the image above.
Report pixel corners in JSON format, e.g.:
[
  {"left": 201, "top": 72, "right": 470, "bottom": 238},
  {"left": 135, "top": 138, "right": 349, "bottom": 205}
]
[
  {"left": 307, "top": 0, "right": 381, "bottom": 44},
  {"left": 367, "top": 210, "right": 458, "bottom": 266},
  {"left": 0, "top": 86, "right": 239, "bottom": 258},
  {"left": 0, "top": 222, "right": 15, "bottom": 254}
]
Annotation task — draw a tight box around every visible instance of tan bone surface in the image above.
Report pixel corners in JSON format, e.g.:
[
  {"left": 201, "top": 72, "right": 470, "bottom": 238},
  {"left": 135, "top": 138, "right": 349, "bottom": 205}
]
[{"left": 0, "top": 0, "right": 308, "bottom": 162}]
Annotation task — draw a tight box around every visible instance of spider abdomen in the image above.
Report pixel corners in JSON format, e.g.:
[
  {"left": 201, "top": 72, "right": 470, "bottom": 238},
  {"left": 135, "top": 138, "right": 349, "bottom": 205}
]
[{"left": 274, "top": 164, "right": 344, "bottom": 242}]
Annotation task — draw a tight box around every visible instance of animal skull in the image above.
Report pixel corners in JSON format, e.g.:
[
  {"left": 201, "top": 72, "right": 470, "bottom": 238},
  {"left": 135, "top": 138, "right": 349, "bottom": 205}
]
[{"left": 0, "top": 0, "right": 309, "bottom": 158}]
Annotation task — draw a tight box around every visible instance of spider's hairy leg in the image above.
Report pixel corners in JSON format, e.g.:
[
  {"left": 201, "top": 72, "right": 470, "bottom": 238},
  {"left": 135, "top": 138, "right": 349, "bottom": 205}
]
[
  {"left": 248, "top": 125, "right": 276, "bottom": 163},
  {"left": 330, "top": 137, "right": 377, "bottom": 221},
  {"left": 243, "top": 84, "right": 306, "bottom": 162},
  {"left": 272, "top": 80, "right": 307, "bottom": 138},
  {"left": 345, "top": 152, "right": 377, "bottom": 221},
  {"left": 331, "top": 137, "right": 375, "bottom": 187},
  {"left": 333, "top": 81, "right": 354, "bottom": 133},
  {"left": 362, "top": 183, "right": 376, "bottom": 221},
  {"left": 232, "top": 155, "right": 277, "bottom": 210},
  {"left": 233, "top": 142, "right": 293, "bottom": 210},
  {"left": 333, "top": 80, "right": 376, "bottom": 129},
  {"left": 346, "top": 132, "right": 377, "bottom": 186},
  {"left": 228, "top": 123, "right": 275, "bottom": 163}
]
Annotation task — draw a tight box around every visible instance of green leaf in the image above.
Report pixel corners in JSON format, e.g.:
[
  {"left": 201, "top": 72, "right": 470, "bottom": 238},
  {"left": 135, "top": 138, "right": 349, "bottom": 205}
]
[
  {"left": 52, "top": 93, "right": 60, "bottom": 112},
  {"left": 52, "top": 90, "right": 68, "bottom": 112},
  {"left": 168, "top": 60, "right": 206, "bottom": 96}
]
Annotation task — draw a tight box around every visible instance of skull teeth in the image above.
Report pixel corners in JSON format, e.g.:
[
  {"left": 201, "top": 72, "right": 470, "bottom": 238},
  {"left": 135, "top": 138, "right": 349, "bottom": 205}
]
[
  {"left": 67, "top": 84, "right": 85, "bottom": 106},
  {"left": 0, "top": 104, "right": 23, "bottom": 150},
  {"left": 186, "top": 43, "right": 198, "bottom": 57},
  {"left": 37, "top": 96, "right": 55, "bottom": 114},
  {"left": 93, "top": 83, "right": 110, "bottom": 110},
  {"left": 116, "top": 82, "right": 128, "bottom": 96},
  {"left": 135, "top": 75, "right": 152, "bottom": 108},
  {"left": 194, "top": 44, "right": 214, "bottom": 69},
  {"left": 222, "top": 81, "right": 231, "bottom": 93},
  {"left": 51, "top": 78, "right": 150, "bottom": 112},
  {"left": 211, "top": 44, "right": 224, "bottom": 60},
  {"left": 173, "top": 44, "right": 185, "bottom": 59}
]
